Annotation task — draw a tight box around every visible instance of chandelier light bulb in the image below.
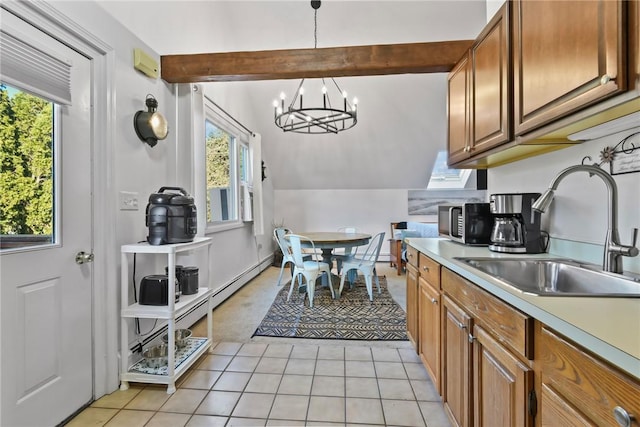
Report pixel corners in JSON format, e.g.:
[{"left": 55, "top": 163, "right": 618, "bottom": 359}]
[
  {"left": 280, "top": 92, "right": 286, "bottom": 100},
  {"left": 277, "top": 107, "right": 283, "bottom": 114},
  {"left": 353, "top": 97, "right": 358, "bottom": 105},
  {"left": 272, "top": 100, "right": 278, "bottom": 108},
  {"left": 299, "top": 87, "right": 305, "bottom": 95},
  {"left": 306, "top": 115, "right": 312, "bottom": 122},
  {"left": 342, "top": 90, "right": 348, "bottom": 98},
  {"left": 322, "top": 86, "right": 327, "bottom": 94}
]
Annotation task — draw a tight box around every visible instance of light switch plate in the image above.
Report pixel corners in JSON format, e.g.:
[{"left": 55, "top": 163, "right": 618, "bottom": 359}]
[{"left": 119, "top": 191, "right": 139, "bottom": 211}]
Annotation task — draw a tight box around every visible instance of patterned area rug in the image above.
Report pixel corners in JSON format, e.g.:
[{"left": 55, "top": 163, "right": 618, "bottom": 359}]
[{"left": 253, "top": 276, "right": 408, "bottom": 340}]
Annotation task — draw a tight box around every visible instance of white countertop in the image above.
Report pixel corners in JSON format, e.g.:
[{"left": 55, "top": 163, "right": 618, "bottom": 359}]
[{"left": 406, "top": 237, "right": 640, "bottom": 380}]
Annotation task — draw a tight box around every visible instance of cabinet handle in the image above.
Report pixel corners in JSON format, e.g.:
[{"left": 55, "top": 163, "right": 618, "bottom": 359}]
[
  {"left": 600, "top": 74, "right": 612, "bottom": 85},
  {"left": 454, "top": 319, "right": 466, "bottom": 330},
  {"left": 613, "top": 406, "right": 634, "bottom": 427},
  {"left": 408, "top": 253, "right": 413, "bottom": 258},
  {"left": 423, "top": 266, "right": 429, "bottom": 272},
  {"left": 430, "top": 298, "right": 438, "bottom": 305},
  {"left": 468, "top": 334, "right": 476, "bottom": 343},
  {"left": 463, "top": 146, "right": 471, "bottom": 153}
]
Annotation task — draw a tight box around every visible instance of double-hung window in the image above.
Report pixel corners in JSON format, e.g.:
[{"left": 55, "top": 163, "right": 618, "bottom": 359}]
[{"left": 202, "top": 97, "right": 252, "bottom": 232}]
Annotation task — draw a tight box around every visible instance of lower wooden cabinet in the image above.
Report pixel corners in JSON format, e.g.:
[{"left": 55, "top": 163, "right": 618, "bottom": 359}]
[
  {"left": 406, "top": 262, "right": 419, "bottom": 351},
  {"left": 418, "top": 275, "right": 441, "bottom": 393},
  {"left": 474, "top": 325, "right": 534, "bottom": 427},
  {"left": 540, "top": 327, "right": 640, "bottom": 427},
  {"left": 442, "top": 295, "right": 473, "bottom": 427},
  {"left": 407, "top": 246, "right": 640, "bottom": 427}
]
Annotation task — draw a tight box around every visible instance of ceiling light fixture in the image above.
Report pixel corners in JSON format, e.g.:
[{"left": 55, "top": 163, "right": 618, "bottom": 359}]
[{"left": 273, "top": 0, "right": 358, "bottom": 134}]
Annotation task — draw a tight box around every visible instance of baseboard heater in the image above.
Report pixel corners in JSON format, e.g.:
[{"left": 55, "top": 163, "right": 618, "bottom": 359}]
[{"left": 129, "top": 253, "right": 274, "bottom": 353}]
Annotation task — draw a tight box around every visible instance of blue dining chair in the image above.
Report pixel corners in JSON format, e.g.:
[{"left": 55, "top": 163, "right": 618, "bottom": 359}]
[
  {"left": 338, "top": 231, "right": 386, "bottom": 301},
  {"left": 287, "top": 234, "right": 335, "bottom": 307}
]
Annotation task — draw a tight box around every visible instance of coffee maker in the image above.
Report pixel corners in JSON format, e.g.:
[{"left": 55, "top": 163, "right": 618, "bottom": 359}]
[{"left": 489, "top": 193, "right": 545, "bottom": 253}]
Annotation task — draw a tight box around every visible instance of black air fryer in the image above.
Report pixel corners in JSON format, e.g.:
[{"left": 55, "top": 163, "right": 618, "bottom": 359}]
[{"left": 146, "top": 187, "right": 197, "bottom": 245}]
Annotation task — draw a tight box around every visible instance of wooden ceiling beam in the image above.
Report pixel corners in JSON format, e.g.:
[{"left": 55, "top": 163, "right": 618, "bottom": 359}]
[{"left": 160, "top": 40, "right": 473, "bottom": 83}]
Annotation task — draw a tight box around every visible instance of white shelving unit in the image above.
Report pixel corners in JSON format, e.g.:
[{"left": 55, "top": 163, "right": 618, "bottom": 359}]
[{"left": 119, "top": 237, "right": 213, "bottom": 394}]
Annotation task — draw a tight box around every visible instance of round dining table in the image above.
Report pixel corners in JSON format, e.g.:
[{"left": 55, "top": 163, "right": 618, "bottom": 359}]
[
  {"left": 293, "top": 232, "right": 371, "bottom": 287},
  {"left": 296, "top": 231, "right": 371, "bottom": 266}
]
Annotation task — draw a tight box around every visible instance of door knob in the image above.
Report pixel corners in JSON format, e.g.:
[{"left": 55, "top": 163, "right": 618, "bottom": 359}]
[{"left": 75, "top": 251, "right": 94, "bottom": 264}]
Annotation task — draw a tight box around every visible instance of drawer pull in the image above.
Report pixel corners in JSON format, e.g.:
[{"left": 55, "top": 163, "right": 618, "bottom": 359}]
[
  {"left": 601, "top": 74, "right": 612, "bottom": 85},
  {"left": 430, "top": 298, "right": 438, "bottom": 305},
  {"left": 454, "top": 320, "right": 466, "bottom": 330},
  {"left": 423, "top": 266, "right": 429, "bottom": 272},
  {"left": 468, "top": 334, "right": 476, "bottom": 343},
  {"left": 613, "top": 406, "right": 634, "bottom": 427}
]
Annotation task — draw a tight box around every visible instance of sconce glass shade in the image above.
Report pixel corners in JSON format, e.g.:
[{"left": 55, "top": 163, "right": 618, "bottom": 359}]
[{"left": 134, "top": 95, "right": 168, "bottom": 147}]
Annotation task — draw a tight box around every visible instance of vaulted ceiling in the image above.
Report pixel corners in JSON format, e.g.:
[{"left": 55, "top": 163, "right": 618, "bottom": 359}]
[{"left": 97, "top": 1, "right": 487, "bottom": 190}]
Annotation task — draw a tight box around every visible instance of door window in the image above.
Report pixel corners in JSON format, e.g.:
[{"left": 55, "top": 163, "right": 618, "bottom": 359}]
[{"left": 0, "top": 84, "right": 57, "bottom": 250}]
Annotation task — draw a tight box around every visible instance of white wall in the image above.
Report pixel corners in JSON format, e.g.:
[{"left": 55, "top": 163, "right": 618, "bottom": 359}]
[{"left": 488, "top": 128, "right": 640, "bottom": 274}]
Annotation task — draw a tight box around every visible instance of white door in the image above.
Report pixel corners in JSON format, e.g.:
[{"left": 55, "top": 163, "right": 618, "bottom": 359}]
[{"left": 0, "top": 11, "right": 93, "bottom": 426}]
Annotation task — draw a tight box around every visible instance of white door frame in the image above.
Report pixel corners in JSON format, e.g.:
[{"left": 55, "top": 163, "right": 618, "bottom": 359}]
[{"left": 2, "top": 2, "right": 119, "bottom": 398}]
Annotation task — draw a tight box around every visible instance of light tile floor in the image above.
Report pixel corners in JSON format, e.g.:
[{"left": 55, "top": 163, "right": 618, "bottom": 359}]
[
  {"left": 66, "top": 265, "right": 451, "bottom": 426},
  {"left": 68, "top": 341, "right": 451, "bottom": 427}
]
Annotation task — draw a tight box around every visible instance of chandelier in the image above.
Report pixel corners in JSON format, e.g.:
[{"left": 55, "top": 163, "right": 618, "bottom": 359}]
[{"left": 273, "top": 1, "right": 358, "bottom": 134}]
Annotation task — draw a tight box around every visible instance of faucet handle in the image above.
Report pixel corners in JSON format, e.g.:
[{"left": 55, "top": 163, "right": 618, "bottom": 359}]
[{"left": 628, "top": 228, "right": 639, "bottom": 257}]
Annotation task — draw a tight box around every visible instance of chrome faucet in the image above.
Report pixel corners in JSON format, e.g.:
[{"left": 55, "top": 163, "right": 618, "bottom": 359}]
[{"left": 532, "top": 164, "right": 638, "bottom": 274}]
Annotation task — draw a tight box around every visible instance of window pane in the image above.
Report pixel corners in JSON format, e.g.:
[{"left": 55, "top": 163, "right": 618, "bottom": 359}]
[
  {"left": 239, "top": 144, "right": 250, "bottom": 184},
  {"left": 205, "top": 119, "right": 236, "bottom": 223},
  {"left": 0, "top": 84, "right": 55, "bottom": 250}
]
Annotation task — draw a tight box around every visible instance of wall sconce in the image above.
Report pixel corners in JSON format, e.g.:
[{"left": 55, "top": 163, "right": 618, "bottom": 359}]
[{"left": 134, "top": 94, "right": 168, "bottom": 147}]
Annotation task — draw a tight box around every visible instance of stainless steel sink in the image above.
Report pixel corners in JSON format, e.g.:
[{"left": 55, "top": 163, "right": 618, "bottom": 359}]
[{"left": 454, "top": 257, "right": 640, "bottom": 297}]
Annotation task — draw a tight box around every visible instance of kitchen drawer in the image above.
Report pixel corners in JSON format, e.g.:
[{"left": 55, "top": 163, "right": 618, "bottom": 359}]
[
  {"left": 540, "top": 327, "right": 640, "bottom": 426},
  {"left": 406, "top": 245, "right": 419, "bottom": 269},
  {"left": 418, "top": 253, "right": 440, "bottom": 288},
  {"left": 442, "top": 268, "right": 533, "bottom": 360}
]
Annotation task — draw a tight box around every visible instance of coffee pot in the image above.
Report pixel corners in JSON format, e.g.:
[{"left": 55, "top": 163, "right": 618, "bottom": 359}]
[{"left": 489, "top": 193, "right": 545, "bottom": 254}]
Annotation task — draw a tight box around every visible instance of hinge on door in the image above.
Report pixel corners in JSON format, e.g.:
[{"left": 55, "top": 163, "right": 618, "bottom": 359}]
[{"left": 528, "top": 389, "right": 538, "bottom": 419}]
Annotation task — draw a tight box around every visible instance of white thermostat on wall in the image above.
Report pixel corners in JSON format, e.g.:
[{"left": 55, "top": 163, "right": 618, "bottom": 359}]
[{"left": 133, "top": 48, "right": 158, "bottom": 79}]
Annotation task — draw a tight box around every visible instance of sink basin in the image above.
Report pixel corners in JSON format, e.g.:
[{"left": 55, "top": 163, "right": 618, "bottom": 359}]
[{"left": 454, "top": 257, "right": 640, "bottom": 297}]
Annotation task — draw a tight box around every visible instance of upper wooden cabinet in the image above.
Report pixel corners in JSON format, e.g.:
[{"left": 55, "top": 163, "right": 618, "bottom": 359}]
[
  {"left": 471, "top": 1, "right": 512, "bottom": 153},
  {"left": 447, "top": 52, "right": 471, "bottom": 165},
  {"left": 447, "top": 3, "right": 511, "bottom": 166},
  {"left": 447, "top": 0, "right": 638, "bottom": 168},
  {"left": 513, "top": 0, "right": 627, "bottom": 135}
]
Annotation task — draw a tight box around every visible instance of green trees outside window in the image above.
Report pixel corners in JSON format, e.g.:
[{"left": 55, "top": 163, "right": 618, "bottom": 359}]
[{"left": 0, "top": 84, "right": 54, "bottom": 239}]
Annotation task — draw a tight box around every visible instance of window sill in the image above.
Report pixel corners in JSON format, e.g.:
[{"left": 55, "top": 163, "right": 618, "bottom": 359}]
[{"left": 204, "top": 220, "right": 246, "bottom": 235}]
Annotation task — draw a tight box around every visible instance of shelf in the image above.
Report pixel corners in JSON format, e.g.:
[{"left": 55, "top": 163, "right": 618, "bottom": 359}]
[
  {"left": 121, "top": 287, "right": 214, "bottom": 319},
  {"left": 120, "top": 237, "right": 213, "bottom": 394},
  {"left": 121, "top": 337, "right": 210, "bottom": 385},
  {"left": 121, "top": 237, "right": 212, "bottom": 254}
]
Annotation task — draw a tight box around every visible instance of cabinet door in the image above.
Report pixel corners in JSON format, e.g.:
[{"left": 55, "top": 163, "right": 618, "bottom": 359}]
[
  {"left": 513, "top": 0, "right": 626, "bottom": 135},
  {"left": 418, "top": 276, "right": 441, "bottom": 393},
  {"left": 540, "top": 327, "right": 640, "bottom": 426},
  {"left": 442, "top": 295, "right": 473, "bottom": 427},
  {"left": 473, "top": 325, "right": 534, "bottom": 427},
  {"left": 541, "top": 383, "right": 596, "bottom": 427},
  {"left": 447, "top": 52, "right": 471, "bottom": 165},
  {"left": 406, "top": 263, "right": 419, "bottom": 351},
  {"left": 471, "top": 1, "right": 511, "bottom": 154}
]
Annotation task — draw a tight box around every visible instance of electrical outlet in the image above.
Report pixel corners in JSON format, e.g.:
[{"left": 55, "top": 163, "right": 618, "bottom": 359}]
[{"left": 119, "top": 191, "right": 139, "bottom": 211}]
